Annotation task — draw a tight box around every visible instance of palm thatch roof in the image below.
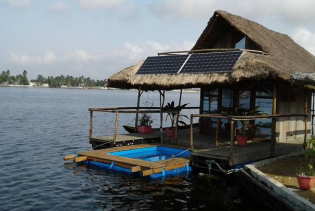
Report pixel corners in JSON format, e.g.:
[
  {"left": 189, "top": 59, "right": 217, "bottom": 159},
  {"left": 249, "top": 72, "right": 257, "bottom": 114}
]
[{"left": 108, "top": 10, "right": 315, "bottom": 90}]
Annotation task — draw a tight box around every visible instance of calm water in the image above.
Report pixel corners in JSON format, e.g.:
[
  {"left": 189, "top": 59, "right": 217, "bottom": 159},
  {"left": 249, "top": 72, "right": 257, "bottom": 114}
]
[{"left": 0, "top": 87, "right": 264, "bottom": 211}]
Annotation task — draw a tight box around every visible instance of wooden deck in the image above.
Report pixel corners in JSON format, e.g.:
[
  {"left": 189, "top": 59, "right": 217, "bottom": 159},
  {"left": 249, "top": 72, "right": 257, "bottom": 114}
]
[
  {"left": 90, "top": 132, "right": 161, "bottom": 148},
  {"left": 191, "top": 139, "right": 303, "bottom": 168},
  {"left": 78, "top": 143, "right": 190, "bottom": 176}
]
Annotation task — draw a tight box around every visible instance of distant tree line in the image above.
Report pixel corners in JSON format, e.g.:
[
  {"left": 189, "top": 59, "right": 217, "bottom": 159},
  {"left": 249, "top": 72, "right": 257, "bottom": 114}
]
[
  {"left": 0, "top": 70, "right": 29, "bottom": 85},
  {"left": 30, "top": 74, "right": 107, "bottom": 88}
]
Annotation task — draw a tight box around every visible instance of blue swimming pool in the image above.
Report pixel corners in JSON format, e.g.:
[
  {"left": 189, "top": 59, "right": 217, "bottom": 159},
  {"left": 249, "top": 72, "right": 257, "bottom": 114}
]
[{"left": 107, "top": 146, "right": 190, "bottom": 162}]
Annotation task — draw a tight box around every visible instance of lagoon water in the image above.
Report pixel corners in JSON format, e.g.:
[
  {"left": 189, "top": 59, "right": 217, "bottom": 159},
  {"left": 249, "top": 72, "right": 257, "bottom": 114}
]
[{"left": 0, "top": 87, "right": 266, "bottom": 211}]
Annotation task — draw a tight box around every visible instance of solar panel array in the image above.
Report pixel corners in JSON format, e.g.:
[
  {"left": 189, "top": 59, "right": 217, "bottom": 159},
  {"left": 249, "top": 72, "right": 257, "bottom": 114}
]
[
  {"left": 136, "top": 51, "right": 242, "bottom": 75},
  {"left": 136, "top": 55, "right": 189, "bottom": 74},
  {"left": 180, "top": 51, "right": 242, "bottom": 74}
]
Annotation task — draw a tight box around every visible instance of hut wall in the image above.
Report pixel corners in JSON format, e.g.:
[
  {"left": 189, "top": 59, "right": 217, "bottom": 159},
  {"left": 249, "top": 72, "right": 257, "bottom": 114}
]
[{"left": 276, "top": 87, "right": 311, "bottom": 141}]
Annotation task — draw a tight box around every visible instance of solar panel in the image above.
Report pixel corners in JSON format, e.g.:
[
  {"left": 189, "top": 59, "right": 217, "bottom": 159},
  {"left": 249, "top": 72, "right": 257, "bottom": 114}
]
[
  {"left": 179, "top": 51, "right": 242, "bottom": 74},
  {"left": 136, "top": 55, "right": 189, "bottom": 74}
]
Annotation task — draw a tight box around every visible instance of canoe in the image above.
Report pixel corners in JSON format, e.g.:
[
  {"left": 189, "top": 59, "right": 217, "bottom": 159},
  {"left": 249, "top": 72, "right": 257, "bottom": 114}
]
[{"left": 123, "top": 123, "right": 199, "bottom": 133}]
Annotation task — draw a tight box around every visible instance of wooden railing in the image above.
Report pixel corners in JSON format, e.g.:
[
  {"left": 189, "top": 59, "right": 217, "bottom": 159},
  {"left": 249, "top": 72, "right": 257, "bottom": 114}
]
[
  {"left": 190, "top": 113, "right": 309, "bottom": 166},
  {"left": 89, "top": 106, "right": 199, "bottom": 143}
]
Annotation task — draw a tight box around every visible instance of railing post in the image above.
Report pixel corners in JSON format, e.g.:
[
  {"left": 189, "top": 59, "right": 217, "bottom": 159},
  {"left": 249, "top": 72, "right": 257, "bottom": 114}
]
[
  {"left": 271, "top": 117, "right": 276, "bottom": 156},
  {"left": 190, "top": 114, "right": 194, "bottom": 148},
  {"left": 215, "top": 118, "right": 220, "bottom": 147},
  {"left": 175, "top": 111, "right": 179, "bottom": 144},
  {"left": 89, "top": 110, "right": 93, "bottom": 141},
  {"left": 304, "top": 89, "right": 308, "bottom": 147},
  {"left": 114, "top": 111, "right": 119, "bottom": 145},
  {"left": 229, "top": 119, "right": 235, "bottom": 166}
]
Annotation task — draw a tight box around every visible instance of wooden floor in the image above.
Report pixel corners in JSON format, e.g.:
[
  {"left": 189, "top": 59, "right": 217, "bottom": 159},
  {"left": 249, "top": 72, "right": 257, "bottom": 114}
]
[
  {"left": 90, "top": 132, "right": 161, "bottom": 145},
  {"left": 78, "top": 143, "right": 190, "bottom": 176},
  {"left": 191, "top": 139, "right": 303, "bottom": 168}
]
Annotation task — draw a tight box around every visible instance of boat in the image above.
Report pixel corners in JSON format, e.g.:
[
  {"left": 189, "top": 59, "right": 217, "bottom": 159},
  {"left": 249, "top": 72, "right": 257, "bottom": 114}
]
[{"left": 123, "top": 123, "right": 199, "bottom": 133}]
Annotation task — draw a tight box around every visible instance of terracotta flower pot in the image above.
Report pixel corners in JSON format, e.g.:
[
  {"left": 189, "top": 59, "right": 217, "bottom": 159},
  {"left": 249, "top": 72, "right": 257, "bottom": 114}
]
[
  {"left": 296, "top": 174, "right": 315, "bottom": 190},
  {"left": 137, "top": 125, "right": 152, "bottom": 133},
  {"left": 166, "top": 127, "right": 176, "bottom": 137},
  {"left": 236, "top": 135, "right": 248, "bottom": 146}
]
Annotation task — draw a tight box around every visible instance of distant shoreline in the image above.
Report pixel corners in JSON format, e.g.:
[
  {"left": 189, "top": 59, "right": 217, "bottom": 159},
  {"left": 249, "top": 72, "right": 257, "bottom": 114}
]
[{"left": 0, "top": 85, "right": 200, "bottom": 92}]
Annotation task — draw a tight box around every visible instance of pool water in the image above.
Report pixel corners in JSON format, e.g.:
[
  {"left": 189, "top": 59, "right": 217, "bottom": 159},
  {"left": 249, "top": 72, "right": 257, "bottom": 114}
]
[{"left": 107, "top": 146, "right": 190, "bottom": 162}]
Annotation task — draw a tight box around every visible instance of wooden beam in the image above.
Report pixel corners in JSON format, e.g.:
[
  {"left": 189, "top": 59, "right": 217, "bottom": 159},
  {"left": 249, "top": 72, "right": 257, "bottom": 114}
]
[
  {"left": 75, "top": 156, "right": 88, "bottom": 163},
  {"left": 89, "top": 110, "right": 93, "bottom": 141},
  {"left": 175, "top": 89, "right": 182, "bottom": 144},
  {"left": 215, "top": 118, "right": 220, "bottom": 147},
  {"left": 141, "top": 162, "right": 189, "bottom": 176},
  {"left": 229, "top": 120, "right": 235, "bottom": 166},
  {"left": 63, "top": 154, "right": 76, "bottom": 161},
  {"left": 190, "top": 114, "right": 194, "bottom": 148},
  {"left": 305, "top": 89, "right": 308, "bottom": 147},
  {"left": 114, "top": 111, "right": 119, "bottom": 144},
  {"left": 135, "top": 86, "right": 142, "bottom": 129},
  {"left": 271, "top": 118, "right": 276, "bottom": 156}
]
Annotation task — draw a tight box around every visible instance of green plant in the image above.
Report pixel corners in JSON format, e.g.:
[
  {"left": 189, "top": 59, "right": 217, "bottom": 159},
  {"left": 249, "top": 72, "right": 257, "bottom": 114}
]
[
  {"left": 236, "top": 106, "right": 265, "bottom": 137},
  {"left": 138, "top": 113, "right": 153, "bottom": 126},
  {"left": 297, "top": 137, "right": 315, "bottom": 176},
  {"left": 164, "top": 101, "right": 189, "bottom": 128}
]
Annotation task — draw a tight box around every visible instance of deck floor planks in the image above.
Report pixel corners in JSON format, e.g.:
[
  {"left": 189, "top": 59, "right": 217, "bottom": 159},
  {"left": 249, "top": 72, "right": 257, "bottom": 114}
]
[
  {"left": 78, "top": 143, "right": 190, "bottom": 174},
  {"left": 91, "top": 132, "right": 161, "bottom": 143},
  {"left": 191, "top": 139, "right": 303, "bottom": 165}
]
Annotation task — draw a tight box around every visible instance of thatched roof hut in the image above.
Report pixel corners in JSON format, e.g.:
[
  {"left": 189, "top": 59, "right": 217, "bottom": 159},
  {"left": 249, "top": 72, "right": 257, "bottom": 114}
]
[{"left": 107, "top": 10, "right": 315, "bottom": 90}]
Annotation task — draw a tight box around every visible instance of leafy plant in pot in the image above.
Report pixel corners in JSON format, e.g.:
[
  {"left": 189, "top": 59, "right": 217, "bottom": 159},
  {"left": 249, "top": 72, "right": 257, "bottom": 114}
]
[
  {"left": 236, "top": 120, "right": 261, "bottom": 146},
  {"left": 137, "top": 113, "right": 153, "bottom": 133},
  {"left": 296, "top": 137, "right": 315, "bottom": 190},
  {"left": 164, "top": 101, "right": 189, "bottom": 137}
]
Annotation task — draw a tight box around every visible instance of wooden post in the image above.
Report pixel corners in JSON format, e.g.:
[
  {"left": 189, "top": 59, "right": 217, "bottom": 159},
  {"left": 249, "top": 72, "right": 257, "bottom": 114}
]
[
  {"left": 190, "top": 114, "right": 194, "bottom": 148},
  {"left": 89, "top": 110, "right": 93, "bottom": 140},
  {"left": 175, "top": 89, "right": 182, "bottom": 144},
  {"left": 215, "top": 118, "right": 220, "bottom": 147},
  {"left": 135, "top": 86, "right": 141, "bottom": 129},
  {"left": 271, "top": 85, "right": 277, "bottom": 156},
  {"left": 114, "top": 111, "right": 119, "bottom": 144},
  {"left": 271, "top": 118, "right": 276, "bottom": 156},
  {"left": 305, "top": 89, "right": 308, "bottom": 147},
  {"left": 229, "top": 119, "right": 235, "bottom": 166},
  {"left": 159, "top": 90, "right": 165, "bottom": 143}
]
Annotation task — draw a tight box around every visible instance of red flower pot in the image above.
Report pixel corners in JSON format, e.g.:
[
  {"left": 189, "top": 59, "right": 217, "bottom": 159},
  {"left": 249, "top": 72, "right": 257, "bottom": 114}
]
[
  {"left": 236, "top": 135, "right": 248, "bottom": 146},
  {"left": 296, "top": 174, "right": 315, "bottom": 190},
  {"left": 137, "top": 125, "right": 152, "bottom": 133},
  {"left": 166, "top": 127, "right": 176, "bottom": 137}
]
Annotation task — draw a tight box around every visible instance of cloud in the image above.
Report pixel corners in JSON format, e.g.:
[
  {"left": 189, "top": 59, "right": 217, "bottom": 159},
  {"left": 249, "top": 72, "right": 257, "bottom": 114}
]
[
  {"left": 9, "top": 51, "right": 56, "bottom": 65},
  {"left": 148, "top": 0, "right": 315, "bottom": 26},
  {"left": 75, "top": 0, "right": 124, "bottom": 10},
  {"left": 49, "top": 1, "right": 70, "bottom": 14},
  {"left": 292, "top": 28, "right": 315, "bottom": 55},
  {"left": 1, "top": 0, "right": 30, "bottom": 8},
  {"left": 68, "top": 50, "right": 104, "bottom": 62}
]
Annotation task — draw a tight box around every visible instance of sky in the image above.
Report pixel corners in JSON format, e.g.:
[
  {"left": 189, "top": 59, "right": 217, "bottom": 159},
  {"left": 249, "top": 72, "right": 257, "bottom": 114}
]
[{"left": 1, "top": 0, "right": 315, "bottom": 80}]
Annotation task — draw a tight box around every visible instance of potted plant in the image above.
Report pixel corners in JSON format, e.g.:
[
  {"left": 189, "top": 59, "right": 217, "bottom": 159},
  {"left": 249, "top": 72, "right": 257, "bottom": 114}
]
[
  {"left": 296, "top": 137, "right": 315, "bottom": 190},
  {"left": 236, "top": 120, "right": 261, "bottom": 146},
  {"left": 137, "top": 113, "right": 153, "bottom": 133},
  {"left": 164, "top": 101, "right": 189, "bottom": 137}
]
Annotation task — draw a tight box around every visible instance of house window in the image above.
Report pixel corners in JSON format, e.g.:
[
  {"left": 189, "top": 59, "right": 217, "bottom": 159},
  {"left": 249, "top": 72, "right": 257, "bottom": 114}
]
[
  {"left": 235, "top": 37, "right": 246, "bottom": 49},
  {"left": 255, "top": 90, "right": 273, "bottom": 135}
]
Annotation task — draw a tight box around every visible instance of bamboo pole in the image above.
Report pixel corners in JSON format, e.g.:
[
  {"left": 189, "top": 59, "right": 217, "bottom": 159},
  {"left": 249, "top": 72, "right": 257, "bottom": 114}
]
[
  {"left": 229, "top": 120, "right": 235, "bottom": 166},
  {"left": 135, "top": 86, "right": 141, "bottom": 129},
  {"left": 175, "top": 89, "right": 182, "bottom": 144},
  {"left": 190, "top": 114, "right": 194, "bottom": 148},
  {"left": 89, "top": 110, "right": 93, "bottom": 141},
  {"left": 114, "top": 111, "right": 119, "bottom": 144}
]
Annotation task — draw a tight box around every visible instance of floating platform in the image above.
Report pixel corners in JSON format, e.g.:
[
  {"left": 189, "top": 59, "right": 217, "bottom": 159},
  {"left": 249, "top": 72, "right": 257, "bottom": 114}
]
[{"left": 73, "top": 144, "right": 191, "bottom": 179}]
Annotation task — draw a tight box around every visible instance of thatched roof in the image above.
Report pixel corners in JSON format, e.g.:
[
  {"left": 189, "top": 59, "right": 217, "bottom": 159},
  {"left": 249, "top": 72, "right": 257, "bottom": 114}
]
[{"left": 108, "top": 10, "right": 315, "bottom": 90}]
